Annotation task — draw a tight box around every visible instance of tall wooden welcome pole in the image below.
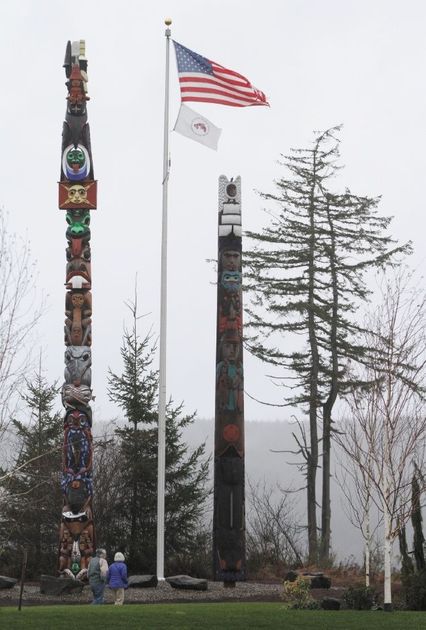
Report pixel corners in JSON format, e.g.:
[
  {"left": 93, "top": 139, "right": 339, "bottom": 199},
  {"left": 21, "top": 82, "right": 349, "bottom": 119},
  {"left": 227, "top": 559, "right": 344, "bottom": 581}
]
[
  {"left": 213, "top": 176, "right": 246, "bottom": 585},
  {"left": 57, "top": 40, "right": 97, "bottom": 579}
]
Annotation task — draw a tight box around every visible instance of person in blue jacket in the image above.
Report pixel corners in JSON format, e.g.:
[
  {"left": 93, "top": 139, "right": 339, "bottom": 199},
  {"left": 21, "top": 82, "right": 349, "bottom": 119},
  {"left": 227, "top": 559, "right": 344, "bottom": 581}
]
[{"left": 107, "top": 551, "right": 128, "bottom": 605}]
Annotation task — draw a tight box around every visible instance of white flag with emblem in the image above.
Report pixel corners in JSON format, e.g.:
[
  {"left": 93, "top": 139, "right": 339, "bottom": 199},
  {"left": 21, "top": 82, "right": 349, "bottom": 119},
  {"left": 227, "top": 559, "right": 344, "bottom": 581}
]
[{"left": 173, "top": 104, "right": 221, "bottom": 150}]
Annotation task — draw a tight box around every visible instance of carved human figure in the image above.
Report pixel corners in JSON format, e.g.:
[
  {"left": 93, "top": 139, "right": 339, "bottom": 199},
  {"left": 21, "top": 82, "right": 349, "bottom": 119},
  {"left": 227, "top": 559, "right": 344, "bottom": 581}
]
[
  {"left": 59, "top": 477, "right": 94, "bottom": 577},
  {"left": 62, "top": 412, "right": 93, "bottom": 479},
  {"left": 66, "top": 64, "right": 89, "bottom": 109},
  {"left": 216, "top": 333, "right": 243, "bottom": 413},
  {"left": 219, "top": 293, "right": 241, "bottom": 334},
  {"left": 65, "top": 292, "right": 92, "bottom": 346}
]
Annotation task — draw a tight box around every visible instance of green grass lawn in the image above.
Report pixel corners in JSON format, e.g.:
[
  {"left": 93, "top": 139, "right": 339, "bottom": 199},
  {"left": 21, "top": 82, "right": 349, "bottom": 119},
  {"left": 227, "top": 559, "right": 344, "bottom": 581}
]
[{"left": 0, "top": 602, "right": 425, "bottom": 630}]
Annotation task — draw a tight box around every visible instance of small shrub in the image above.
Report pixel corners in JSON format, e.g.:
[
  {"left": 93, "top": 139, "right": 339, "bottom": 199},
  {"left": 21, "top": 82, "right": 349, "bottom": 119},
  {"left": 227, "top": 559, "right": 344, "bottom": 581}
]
[
  {"left": 343, "top": 585, "right": 376, "bottom": 610},
  {"left": 283, "top": 576, "right": 320, "bottom": 609},
  {"left": 401, "top": 569, "right": 426, "bottom": 611}
]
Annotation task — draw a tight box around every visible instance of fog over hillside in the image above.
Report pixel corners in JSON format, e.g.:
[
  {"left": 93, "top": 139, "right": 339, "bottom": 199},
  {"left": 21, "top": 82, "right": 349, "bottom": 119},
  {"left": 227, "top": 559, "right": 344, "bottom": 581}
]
[
  {"left": 0, "top": 414, "right": 377, "bottom": 565},
  {"left": 183, "top": 418, "right": 366, "bottom": 563}
]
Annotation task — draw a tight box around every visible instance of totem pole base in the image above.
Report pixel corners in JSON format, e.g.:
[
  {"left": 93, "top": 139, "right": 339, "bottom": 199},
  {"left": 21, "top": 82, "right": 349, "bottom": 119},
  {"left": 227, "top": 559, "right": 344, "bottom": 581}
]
[{"left": 40, "top": 574, "right": 85, "bottom": 596}]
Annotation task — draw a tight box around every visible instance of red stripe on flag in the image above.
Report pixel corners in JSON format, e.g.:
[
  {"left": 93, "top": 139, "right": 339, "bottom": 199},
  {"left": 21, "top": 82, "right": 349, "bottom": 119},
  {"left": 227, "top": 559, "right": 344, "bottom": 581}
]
[
  {"left": 181, "top": 96, "right": 246, "bottom": 107},
  {"left": 180, "top": 85, "right": 259, "bottom": 104}
]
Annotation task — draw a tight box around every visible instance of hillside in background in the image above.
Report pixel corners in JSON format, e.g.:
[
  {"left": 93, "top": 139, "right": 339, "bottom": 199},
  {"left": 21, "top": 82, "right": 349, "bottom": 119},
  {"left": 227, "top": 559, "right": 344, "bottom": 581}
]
[{"left": 184, "top": 418, "right": 365, "bottom": 564}]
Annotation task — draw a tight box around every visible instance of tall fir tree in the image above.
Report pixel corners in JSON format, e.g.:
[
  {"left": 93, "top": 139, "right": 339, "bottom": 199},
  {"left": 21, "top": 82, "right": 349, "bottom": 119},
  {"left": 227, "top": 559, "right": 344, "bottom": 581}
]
[
  {"left": 244, "top": 127, "right": 409, "bottom": 563},
  {"left": 103, "top": 297, "right": 210, "bottom": 573},
  {"left": 0, "top": 369, "right": 62, "bottom": 577}
]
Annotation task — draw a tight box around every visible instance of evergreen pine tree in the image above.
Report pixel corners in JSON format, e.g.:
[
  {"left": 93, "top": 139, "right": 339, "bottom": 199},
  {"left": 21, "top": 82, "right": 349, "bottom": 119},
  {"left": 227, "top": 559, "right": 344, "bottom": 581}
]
[
  {"left": 104, "top": 298, "right": 209, "bottom": 573},
  {"left": 0, "top": 369, "right": 62, "bottom": 577},
  {"left": 244, "top": 126, "right": 409, "bottom": 563}
]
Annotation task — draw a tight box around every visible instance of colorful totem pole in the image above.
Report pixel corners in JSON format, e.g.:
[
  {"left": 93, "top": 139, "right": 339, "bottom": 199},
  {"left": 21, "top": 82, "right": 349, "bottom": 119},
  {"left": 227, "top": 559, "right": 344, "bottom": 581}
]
[
  {"left": 58, "top": 40, "right": 96, "bottom": 580},
  {"left": 213, "top": 176, "right": 245, "bottom": 583}
]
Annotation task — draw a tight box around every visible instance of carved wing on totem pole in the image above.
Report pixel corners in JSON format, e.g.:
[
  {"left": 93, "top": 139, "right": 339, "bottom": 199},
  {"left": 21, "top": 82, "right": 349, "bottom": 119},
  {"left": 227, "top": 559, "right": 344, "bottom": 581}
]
[
  {"left": 213, "top": 176, "right": 246, "bottom": 582},
  {"left": 58, "top": 40, "right": 96, "bottom": 581}
]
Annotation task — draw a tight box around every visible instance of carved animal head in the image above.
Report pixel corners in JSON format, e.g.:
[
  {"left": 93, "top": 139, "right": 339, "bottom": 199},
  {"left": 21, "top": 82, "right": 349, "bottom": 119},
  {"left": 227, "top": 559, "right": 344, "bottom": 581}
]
[
  {"left": 220, "top": 271, "right": 241, "bottom": 293},
  {"left": 66, "top": 210, "right": 91, "bottom": 239},
  {"left": 64, "top": 346, "right": 91, "bottom": 386}
]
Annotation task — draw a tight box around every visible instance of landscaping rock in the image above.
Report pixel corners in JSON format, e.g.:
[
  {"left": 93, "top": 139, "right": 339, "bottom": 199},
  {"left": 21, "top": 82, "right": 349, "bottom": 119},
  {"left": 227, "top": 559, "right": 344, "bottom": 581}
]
[
  {"left": 321, "top": 596, "right": 341, "bottom": 610},
  {"left": 0, "top": 576, "right": 17, "bottom": 589},
  {"left": 283, "top": 571, "right": 298, "bottom": 582},
  {"left": 40, "top": 574, "right": 85, "bottom": 596},
  {"left": 128, "top": 574, "right": 158, "bottom": 588},
  {"left": 309, "top": 575, "right": 331, "bottom": 589},
  {"left": 166, "top": 575, "right": 208, "bottom": 591}
]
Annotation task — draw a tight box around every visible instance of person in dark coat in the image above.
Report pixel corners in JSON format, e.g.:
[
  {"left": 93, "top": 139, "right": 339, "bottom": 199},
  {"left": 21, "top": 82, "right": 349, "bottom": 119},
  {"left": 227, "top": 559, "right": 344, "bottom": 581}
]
[{"left": 107, "top": 552, "right": 128, "bottom": 605}]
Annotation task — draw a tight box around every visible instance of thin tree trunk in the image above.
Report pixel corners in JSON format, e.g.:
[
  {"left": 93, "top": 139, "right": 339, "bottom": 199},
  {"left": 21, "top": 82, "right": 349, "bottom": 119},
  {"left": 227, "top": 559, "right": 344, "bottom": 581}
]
[
  {"left": 383, "top": 419, "right": 393, "bottom": 611},
  {"left": 383, "top": 506, "right": 393, "bottom": 611},
  {"left": 320, "top": 197, "right": 339, "bottom": 565},
  {"left": 365, "top": 539, "right": 370, "bottom": 587},
  {"left": 364, "top": 496, "right": 371, "bottom": 587},
  {"left": 412, "top": 469, "right": 425, "bottom": 571},
  {"left": 306, "top": 153, "right": 320, "bottom": 565},
  {"left": 130, "top": 420, "right": 138, "bottom": 558}
]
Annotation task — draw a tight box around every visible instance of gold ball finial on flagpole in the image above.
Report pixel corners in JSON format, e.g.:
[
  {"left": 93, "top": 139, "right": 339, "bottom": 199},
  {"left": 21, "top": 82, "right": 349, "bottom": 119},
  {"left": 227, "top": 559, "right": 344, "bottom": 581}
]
[{"left": 165, "top": 18, "right": 172, "bottom": 26}]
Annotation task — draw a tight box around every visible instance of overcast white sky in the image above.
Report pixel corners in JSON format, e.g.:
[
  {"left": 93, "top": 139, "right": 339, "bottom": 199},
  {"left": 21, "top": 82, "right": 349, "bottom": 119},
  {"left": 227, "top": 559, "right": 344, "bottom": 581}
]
[{"left": 1, "top": 0, "right": 425, "bottom": 425}]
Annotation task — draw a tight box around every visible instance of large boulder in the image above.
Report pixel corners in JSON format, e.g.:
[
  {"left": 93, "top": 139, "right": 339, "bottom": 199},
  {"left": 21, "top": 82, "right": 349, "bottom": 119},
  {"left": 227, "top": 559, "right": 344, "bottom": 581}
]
[
  {"left": 302, "top": 572, "right": 331, "bottom": 589},
  {"left": 321, "top": 596, "right": 341, "bottom": 610},
  {"left": 40, "top": 574, "right": 85, "bottom": 596},
  {"left": 0, "top": 575, "right": 17, "bottom": 589},
  {"left": 166, "top": 575, "right": 208, "bottom": 591},
  {"left": 310, "top": 575, "right": 331, "bottom": 589},
  {"left": 128, "top": 575, "right": 158, "bottom": 588}
]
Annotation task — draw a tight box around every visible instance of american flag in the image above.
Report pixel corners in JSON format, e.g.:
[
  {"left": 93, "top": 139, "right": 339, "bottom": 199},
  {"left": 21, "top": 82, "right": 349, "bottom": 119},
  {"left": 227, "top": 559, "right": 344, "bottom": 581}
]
[{"left": 173, "top": 41, "right": 269, "bottom": 108}]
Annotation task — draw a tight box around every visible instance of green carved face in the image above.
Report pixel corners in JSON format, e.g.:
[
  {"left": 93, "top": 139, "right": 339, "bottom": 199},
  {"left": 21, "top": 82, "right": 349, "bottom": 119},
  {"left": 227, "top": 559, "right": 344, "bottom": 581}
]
[
  {"left": 67, "top": 148, "right": 85, "bottom": 168},
  {"left": 71, "top": 562, "right": 80, "bottom": 575},
  {"left": 66, "top": 210, "right": 91, "bottom": 236}
]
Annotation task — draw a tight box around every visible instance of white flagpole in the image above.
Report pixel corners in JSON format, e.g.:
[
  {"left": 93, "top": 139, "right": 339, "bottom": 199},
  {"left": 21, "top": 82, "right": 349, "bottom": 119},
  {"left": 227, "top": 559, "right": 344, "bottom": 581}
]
[{"left": 157, "top": 18, "right": 172, "bottom": 581}]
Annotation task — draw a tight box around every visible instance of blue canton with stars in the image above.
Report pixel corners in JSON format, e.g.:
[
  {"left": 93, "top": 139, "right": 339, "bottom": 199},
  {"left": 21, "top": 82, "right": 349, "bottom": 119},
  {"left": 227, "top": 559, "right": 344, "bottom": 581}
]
[{"left": 173, "top": 41, "right": 214, "bottom": 75}]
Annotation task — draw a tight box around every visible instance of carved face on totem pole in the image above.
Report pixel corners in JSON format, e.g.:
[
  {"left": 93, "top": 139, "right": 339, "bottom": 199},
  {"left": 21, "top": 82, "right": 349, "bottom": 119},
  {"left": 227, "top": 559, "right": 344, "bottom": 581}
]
[
  {"left": 65, "top": 256, "right": 92, "bottom": 287},
  {"left": 62, "top": 144, "right": 91, "bottom": 181},
  {"left": 61, "top": 383, "right": 93, "bottom": 410},
  {"left": 220, "top": 332, "right": 240, "bottom": 363},
  {"left": 220, "top": 270, "right": 241, "bottom": 294},
  {"left": 66, "top": 210, "right": 91, "bottom": 240},
  {"left": 66, "top": 240, "right": 90, "bottom": 262},
  {"left": 59, "top": 181, "right": 97, "bottom": 209},
  {"left": 64, "top": 346, "right": 92, "bottom": 386},
  {"left": 64, "top": 479, "right": 90, "bottom": 515},
  {"left": 68, "top": 185, "right": 87, "bottom": 204},
  {"left": 221, "top": 250, "right": 241, "bottom": 272}
]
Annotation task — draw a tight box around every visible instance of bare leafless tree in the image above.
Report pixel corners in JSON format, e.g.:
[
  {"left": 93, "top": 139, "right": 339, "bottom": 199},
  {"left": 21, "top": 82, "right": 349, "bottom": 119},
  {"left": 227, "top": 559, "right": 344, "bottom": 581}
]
[
  {"left": 246, "top": 478, "right": 304, "bottom": 569},
  {"left": 0, "top": 210, "right": 42, "bottom": 440},
  {"left": 336, "top": 269, "right": 426, "bottom": 609},
  {"left": 335, "top": 430, "right": 382, "bottom": 586}
]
